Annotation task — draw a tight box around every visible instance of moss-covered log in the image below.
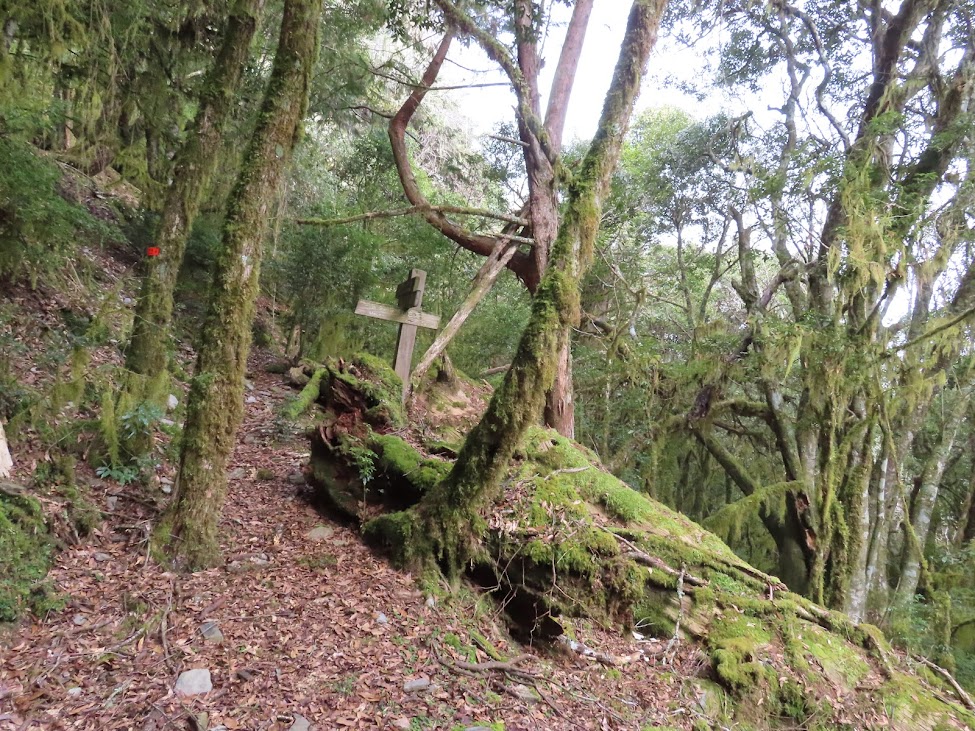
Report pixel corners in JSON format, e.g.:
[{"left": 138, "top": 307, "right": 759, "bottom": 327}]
[
  {"left": 124, "top": 0, "right": 263, "bottom": 382},
  {"left": 301, "top": 361, "right": 975, "bottom": 730},
  {"left": 155, "top": 0, "right": 321, "bottom": 570}
]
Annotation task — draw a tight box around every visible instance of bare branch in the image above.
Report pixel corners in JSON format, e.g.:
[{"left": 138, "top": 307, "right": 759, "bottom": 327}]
[{"left": 296, "top": 204, "right": 529, "bottom": 229}]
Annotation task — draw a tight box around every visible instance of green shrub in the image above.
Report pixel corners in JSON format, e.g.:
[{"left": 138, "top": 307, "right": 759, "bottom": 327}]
[
  {"left": 0, "top": 488, "right": 53, "bottom": 622},
  {"left": 0, "top": 138, "right": 120, "bottom": 286}
]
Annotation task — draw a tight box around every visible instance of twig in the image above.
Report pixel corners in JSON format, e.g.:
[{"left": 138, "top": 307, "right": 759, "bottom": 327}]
[
  {"left": 663, "top": 569, "right": 685, "bottom": 663},
  {"left": 160, "top": 581, "right": 176, "bottom": 673},
  {"left": 541, "top": 466, "right": 589, "bottom": 480},
  {"left": 915, "top": 655, "right": 975, "bottom": 711},
  {"left": 557, "top": 635, "right": 642, "bottom": 666},
  {"left": 613, "top": 533, "right": 707, "bottom": 587}
]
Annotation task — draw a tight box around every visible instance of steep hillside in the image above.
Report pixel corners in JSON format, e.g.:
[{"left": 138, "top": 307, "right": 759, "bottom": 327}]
[{"left": 297, "top": 355, "right": 975, "bottom": 730}]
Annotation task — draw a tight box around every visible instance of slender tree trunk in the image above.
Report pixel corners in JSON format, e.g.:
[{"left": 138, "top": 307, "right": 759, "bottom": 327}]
[
  {"left": 156, "top": 0, "right": 320, "bottom": 570},
  {"left": 125, "top": 0, "right": 263, "bottom": 382},
  {"left": 894, "top": 392, "right": 970, "bottom": 604},
  {"left": 418, "top": 0, "right": 667, "bottom": 564}
]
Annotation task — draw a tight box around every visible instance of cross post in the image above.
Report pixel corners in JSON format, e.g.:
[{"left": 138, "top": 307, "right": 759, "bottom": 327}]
[{"left": 354, "top": 269, "right": 440, "bottom": 402}]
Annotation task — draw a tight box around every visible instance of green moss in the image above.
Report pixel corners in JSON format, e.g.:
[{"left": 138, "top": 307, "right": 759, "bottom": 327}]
[
  {"left": 370, "top": 434, "right": 450, "bottom": 492},
  {"left": 328, "top": 354, "right": 405, "bottom": 428},
  {"left": 283, "top": 367, "right": 326, "bottom": 419},
  {"left": 0, "top": 488, "right": 54, "bottom": 622}
]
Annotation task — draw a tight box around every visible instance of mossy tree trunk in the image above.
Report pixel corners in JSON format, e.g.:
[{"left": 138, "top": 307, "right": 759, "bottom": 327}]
[
  {"left": 155, "top": 0, "right": 320, "bottom": 570},
  {"left": 417, "top": 0, "right": 667, "bottom": 565},
  {"left": 124, "top": 0, "right": 264, "bottom": 383}
]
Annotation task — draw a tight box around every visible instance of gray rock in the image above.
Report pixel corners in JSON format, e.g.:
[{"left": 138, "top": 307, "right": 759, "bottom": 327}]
[
  {"left": 287, "top": 367, "right": 310, "bottom": 388},
  {"left": 304, "top": 525, "right": 333, "bottom": 542},
  {"left": 242, "top": 434, "right": 259, "bottom": 445},
  {"left": 403, "top": 677, "right": 432, "bottom": 693},
  {"left": 66, "top": 687, "right": 83, "bottom": 698},
  {"left": 105, "top": 495, "right": 118, "bottom": 511},
  {"left": 508, "top": 683, "right": 538, "bottom": 703},
  {"left": 161, "top": 484, "right": 172, "bottom": 495},
  {"left": 174, "top": 668, "right": 212, "bottom": 696},
  {"left": 72, "top": 614, "right": 86, "bottom": 626},
  {"left": 228, "top": 467, "right": 247, "bottom": 480},
  {"left": 244, "top": 379, "right": 255, "bottom": 391},
  {"left": 166, "top": 394, "right": 179, "bottom": 412},
  {"left": 199, "top": 621, "right": 224, "bottom": 643},
  {"left": 245, "top": 396, "right": 258, "bottom": 404},
  {"left": 376, "top": 613, "right": 388, "bottom": 625},
  {"left": 93, "top": 552, "right": 111, "bottom": 563},
  {"left": 287, "top": 472, "right": 306, "bottom": 485},
  {"left": 289, "top": 715, "right": 311, "bottom": 731},
  {"left": 160, "top": 477, "right": 173, "bottom": 485}
]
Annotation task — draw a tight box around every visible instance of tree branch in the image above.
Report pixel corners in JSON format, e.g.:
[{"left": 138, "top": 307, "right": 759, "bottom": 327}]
[{"left": 296, "top": 204, "right": 529, "bottom": 229}]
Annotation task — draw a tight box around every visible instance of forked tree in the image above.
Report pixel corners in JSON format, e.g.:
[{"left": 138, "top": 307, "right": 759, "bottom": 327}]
[{"left": 370, "top": 0, "right": 669, "bottom": 568}]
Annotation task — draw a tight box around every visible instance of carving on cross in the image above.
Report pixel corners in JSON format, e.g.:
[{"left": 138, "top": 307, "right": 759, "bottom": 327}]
[{"left": 354, "top": 269, "right": 441, "bottom": 402}]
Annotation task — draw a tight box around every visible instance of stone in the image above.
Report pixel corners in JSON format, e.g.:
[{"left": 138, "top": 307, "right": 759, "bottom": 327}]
[
  {"left": 376, "top": 613, "right": 388, "bottom": 625},
  {"left": 287, "top": 367, "right": 310, "bottom": 388},
  {"left": 199, "top": 621, "right": 224, "bottom": 643},
  {"left": 161, "top": 484, "right": 172, "bottom": 495},
  {"left": 66, "top": 687, "right": 83, "bottom": 698},
  {"left": 392, "top": 719, "right": 411, "bottom": 730},
  {"left": 242, "top": 434, "right": 259, "bottom": 445},
  {"left": 244, "top": 379, "right": 255, "bottom": 392},
  {"left": 93, "top": 552, "right": 111, "bottom": 563},
  {"left": 508, "top": 683, "right": 538, "bottom": 703},
  {"left": 228, "top": 467, "right": 247, "bottom": 480},
  {"left": 304, "top": 525, "right": 334, "bottom": 542},
  {"left": 288, "top": 715, "right": 311, "bottom": 731},
  {"left": 105, "top": 495, "right": 118, "bottom": 511},
  {"left": 166, "top": 394, "right": 179, "bottom": 412},
  {"left": 287, "top": 472, "right": 306, "bottom": 485},
  {"left": 72, "top": 614, "right": 86, "bottom": 626},
  {"left": 174, "top": 668, "right": 212, "bottom": 697},
  {"left": 245, "top": 396, "right": 258, "bottom": 404},
  {"left": 403, "top": 677, "right": 431, "bottom": 693}
]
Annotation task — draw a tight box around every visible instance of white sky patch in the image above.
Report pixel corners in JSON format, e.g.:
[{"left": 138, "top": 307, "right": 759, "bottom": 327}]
[{"left": 438, "top": 2, "right": 720, "bottom": 144}]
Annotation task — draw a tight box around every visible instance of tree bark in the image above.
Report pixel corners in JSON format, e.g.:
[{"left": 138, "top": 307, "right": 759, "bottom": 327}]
[
  {"left": 156, "top": 0, "right": 320, "bottom": 570},
  {"left": 893, "top": 392, "right": 970, "bottom": 605},
  {"left": 0, "top": 420, "right": 12, "bottom": 479},
  {"left": 417, "top": 0, "right": 667, "bottom": 565},
  {"left": 125, "top": 0, "right": 264, "bottom": 383}
]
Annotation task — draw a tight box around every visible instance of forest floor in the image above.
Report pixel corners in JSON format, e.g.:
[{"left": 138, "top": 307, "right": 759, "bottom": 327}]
[{"left": 0, "top": 348, "right": 704, "bottom": 731}]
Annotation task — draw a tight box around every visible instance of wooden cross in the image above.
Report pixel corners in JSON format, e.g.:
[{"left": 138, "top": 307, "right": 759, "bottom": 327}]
[{"left": 354, "top": 269, "right": 440, "bottom": 401}]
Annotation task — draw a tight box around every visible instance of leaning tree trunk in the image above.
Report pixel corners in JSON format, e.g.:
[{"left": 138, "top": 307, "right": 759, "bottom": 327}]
[
  {"left": 125, "top": 0, "right": 263, "bottom": 385},
  {"left": 155, "top": 0, "right": 320, "bottom": 570},
  {"left": 417, "top": 0, "right": 667, "bottom": 565}
]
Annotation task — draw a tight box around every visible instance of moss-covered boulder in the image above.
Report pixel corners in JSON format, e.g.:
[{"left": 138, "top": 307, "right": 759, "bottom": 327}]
[
  {"left": 0, "top": 483, "right": 54, "bottom": 622},
  {"left": 300, "top": 356, "right": 975, "bottom": 730}
]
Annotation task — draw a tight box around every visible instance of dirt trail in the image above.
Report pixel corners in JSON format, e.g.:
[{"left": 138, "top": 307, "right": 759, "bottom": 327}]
[{"left": 0, "top": 352, "right": 687, "bottom": 730}]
